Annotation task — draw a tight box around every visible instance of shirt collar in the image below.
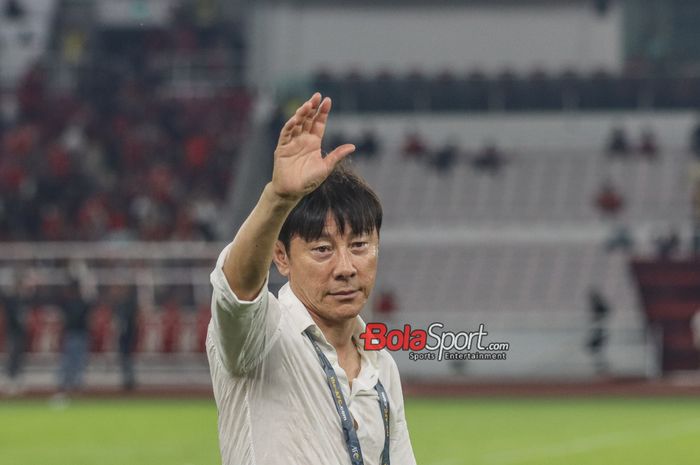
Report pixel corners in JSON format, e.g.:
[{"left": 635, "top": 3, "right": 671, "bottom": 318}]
[{"left": 278, "top": 282, "right": 379, "bottom": 367}]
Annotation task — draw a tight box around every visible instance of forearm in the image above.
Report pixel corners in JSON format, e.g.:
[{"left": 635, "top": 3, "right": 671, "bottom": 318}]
[{"left": 223, "top": 182, "right": 299, "bottom": 300}]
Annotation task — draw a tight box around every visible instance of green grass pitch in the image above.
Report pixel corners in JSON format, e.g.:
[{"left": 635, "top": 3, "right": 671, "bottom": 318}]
[{"left": 1, "top": 397, "right": 699, "bottom": 465}]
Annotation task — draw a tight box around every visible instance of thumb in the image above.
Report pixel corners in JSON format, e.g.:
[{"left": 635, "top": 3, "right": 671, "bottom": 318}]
[{"left": 324, "top": 144, "right": 356, "bottom": 169}]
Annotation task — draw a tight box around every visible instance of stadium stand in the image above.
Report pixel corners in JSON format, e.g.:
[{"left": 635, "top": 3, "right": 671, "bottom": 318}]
[
  {"left": 352, "top": 146, "right": 690, "bottom": 226},
  {"left": 314, "top": 70, "right": 700, "bottom": 113},
  {"left": 0, "top": 1, "right": 249, "bottom": 389},
  {"left": 3, "top": 0, "right": 700, "bottom": 388},
  {"left": 317, "top": 112, "right": 698, "bottom": 377}
]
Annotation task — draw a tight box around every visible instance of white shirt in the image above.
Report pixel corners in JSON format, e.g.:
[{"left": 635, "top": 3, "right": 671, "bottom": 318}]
[{"left": 207, "top": 244, "right": 417, "bottom": 465}]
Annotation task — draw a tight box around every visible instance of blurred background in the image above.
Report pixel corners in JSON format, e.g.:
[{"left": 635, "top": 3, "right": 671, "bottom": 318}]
[{"left": 1, "top": 0, "right": 700, "bottom": 464}]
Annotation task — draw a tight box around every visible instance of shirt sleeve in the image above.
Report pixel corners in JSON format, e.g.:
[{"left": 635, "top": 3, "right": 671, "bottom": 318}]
[
  {"left": 387, "top": 356, "right": 418, "bottom": 465},
  {"left": 209, "top": 243, "right": 281, "bottom": 376}
]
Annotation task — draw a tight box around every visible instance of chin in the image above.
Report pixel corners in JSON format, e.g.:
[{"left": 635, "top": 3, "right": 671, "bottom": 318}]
[
  {"left": 324, "top": 302, "right": 364, "bottom": 322},
  {"left": 338, "top": 302, "right": 365, "bottom": 318}
]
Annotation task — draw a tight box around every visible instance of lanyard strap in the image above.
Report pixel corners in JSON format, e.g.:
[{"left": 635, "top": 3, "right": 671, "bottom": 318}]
[
  {"left": 304, "top": 329, "right": 390, "bottom": 465},
  {"left": 375, "top": 380, "right": 390, "bottom": 465}
]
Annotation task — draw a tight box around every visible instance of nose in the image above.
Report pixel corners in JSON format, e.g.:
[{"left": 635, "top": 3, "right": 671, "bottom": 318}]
[{"left": 333, "top": 247, "right": 357, "bottom": 280}]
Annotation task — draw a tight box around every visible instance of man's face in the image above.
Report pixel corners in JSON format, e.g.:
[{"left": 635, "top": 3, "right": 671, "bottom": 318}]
[{"left": 274, "top": 215, "right": 379, "bottom": 326}]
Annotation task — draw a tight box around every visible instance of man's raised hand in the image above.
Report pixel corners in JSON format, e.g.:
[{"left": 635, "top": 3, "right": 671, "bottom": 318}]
[{"left": 271, "top": 93, "right": 355, "bottom": 201}]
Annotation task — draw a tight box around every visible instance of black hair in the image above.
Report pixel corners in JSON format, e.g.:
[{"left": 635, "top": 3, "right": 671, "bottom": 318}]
[{"left": 278, "top": 163, "right": 382, "bottom": 251}]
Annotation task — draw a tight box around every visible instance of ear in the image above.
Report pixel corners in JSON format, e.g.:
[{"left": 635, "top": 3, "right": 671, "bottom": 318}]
[{"left": 272, "top": 240, "right": 290, "bottom": 277}]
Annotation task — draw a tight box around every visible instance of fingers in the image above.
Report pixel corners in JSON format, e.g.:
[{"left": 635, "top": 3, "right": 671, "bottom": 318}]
[
  {"left": 278, "top": 113, "right": 298, "bottom": 145},
  {"left": 278, "top": 93, "right": 321, "bottom": 144},
  {"left": 290, "top": 100, "right": 312, "bottom": 138},
  {"left": 324, "top": 143, "right": 356, "bottom": 168},
  {"left": 278, "top": 103, "right": 306, "bottom": 145},
  {"left": 302, "top": 93, "right": 322, "bottom": 133},
  {"left": 310, "top": 97, "right": 332, "bottom": 138}
]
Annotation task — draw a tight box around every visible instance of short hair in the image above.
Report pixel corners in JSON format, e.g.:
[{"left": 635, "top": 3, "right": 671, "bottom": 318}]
[{"left": 278, "top": 163, "right": 382, "bottom": 251}]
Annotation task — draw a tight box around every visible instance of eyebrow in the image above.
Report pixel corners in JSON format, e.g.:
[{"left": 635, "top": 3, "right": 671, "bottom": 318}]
[{"left": 314, "top": 230, "right": 368, "bottom": 242}]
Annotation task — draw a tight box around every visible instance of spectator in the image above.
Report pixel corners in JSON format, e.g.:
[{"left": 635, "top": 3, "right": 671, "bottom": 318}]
[
  {"left": 585, "top": 288, "right": 611, "bottom": 375},
  {"left": 472, "top": 141, "right": 505, "bottom": 175},
  {"left": 1, "top": 271, "right": 37, "bottom": 395},
  {"left": 56, "top": 279, "right": 92, "bottom": 394},
  {"left": 654, "top": 226, "right": 680, "bottom": 259},
  {"left": 356, "top": 129, "right": 379, "bottom": 160},
  {"left": 605, "top": 224, "right": 634, "bottom": 253},
  {"left": 638, "top": 127, "right": 659, "bottom": 160},
  {"left": 431, "top": 142, "right": 458, "bottom": 174},
  {"left": 113, "top": 285, "right": 139, "bottom": 391},
  {"left": 594, "top": 181, "right": 625, "bottom": 217},
  {"left": 402, "top": 130, "right": 428, "bottom": 160},
  {"left": 606, "top": 126, "right": 630, "bottom": 158}
]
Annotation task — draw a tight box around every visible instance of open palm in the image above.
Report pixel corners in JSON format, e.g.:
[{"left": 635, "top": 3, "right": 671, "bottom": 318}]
[{"left": 272, "top": 93, "right": 355, "bottom": 200}]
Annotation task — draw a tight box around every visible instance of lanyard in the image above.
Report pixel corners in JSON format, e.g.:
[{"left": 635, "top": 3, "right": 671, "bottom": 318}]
[{"left": 304, "top": 329, "right": 390, "bottom": 465}]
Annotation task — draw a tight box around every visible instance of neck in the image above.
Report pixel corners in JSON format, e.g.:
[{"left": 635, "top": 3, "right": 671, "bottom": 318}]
[
  {"left": 306, "top": 309, "right": 362, "bottom": 387},
  {"left": 307, "top": 311, "right": 357, "bottom": 354}
]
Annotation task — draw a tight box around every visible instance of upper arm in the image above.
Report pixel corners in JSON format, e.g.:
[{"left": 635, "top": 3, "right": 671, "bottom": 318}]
[{"left": 210, "top": 244, "right": 282, "bottom": 376}]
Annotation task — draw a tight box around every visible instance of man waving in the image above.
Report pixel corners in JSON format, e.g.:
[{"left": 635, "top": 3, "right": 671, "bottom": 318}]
[{"left": 207, "top": 92, "right": 417, "bottom": 465}]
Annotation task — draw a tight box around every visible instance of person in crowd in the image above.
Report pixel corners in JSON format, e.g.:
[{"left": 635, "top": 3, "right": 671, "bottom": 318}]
[
  {"left": 56, "top": 279, "right": 92, "bottom": 394},
  {"left": 472, "top": 141, "right": 505, "bottom": 175},
  {"left": 113, "top": 285, "right": 139, "bottom": 391},
  {"left": 605, "top": 224, "right": 634, "bottom": 253},
  {"left": 431, "top": 141, "right": 458, "bottom": 174},
  {"left": 586, "top": 288, "right": 611, "bottom": 375},
  {"left": 1, "top": 271, "right": 37, "bottom": 395},
  {"left": 402, "top": 130, "right": 428, "bottom": 160},
  {"left": 594, "top": 181, "right": 625, "bottom": 218},
  {"left": 638, "top": 127, "right": 659, "bottom": 160},
  {"left": 606, "top": 126, "right": 630, "bottom": 158},
  {"left": 654, "top": 226, "right": 681, "bottom": 259},
  {"left": 356, "top": 129, "right": 379, "bottom": 160}
]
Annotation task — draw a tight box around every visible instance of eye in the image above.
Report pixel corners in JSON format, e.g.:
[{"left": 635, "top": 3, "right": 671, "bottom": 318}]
[
  {"left": 313, "top": 245, "right": 331, "bottom": 253},
  {"left": 352, "top": 241, "right": 369, "bottom": 249}
]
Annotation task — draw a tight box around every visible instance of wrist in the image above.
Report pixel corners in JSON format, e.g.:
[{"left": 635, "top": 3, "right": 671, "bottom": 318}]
[{"left": 264, "top": 183, "right": 303, "bottom": 207}]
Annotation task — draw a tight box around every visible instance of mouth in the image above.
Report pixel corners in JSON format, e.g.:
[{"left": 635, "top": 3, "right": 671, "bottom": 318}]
[{"left": 329, "top": 289, "right": 359, "bottom": 297}]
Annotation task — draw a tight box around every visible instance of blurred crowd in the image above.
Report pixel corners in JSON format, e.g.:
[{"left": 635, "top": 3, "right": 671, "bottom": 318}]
[
  {"left": 1, "top": 271, "right": 136, "bottom": 394},
  {"left": 0, "top": 1, "right": 251, "bottom": 242},
  {"left": 1, "top": 68, "right": 250, "bottom": 241},
  {"left": 0, "top": 269, "right": 212, "bottom": 395}
]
